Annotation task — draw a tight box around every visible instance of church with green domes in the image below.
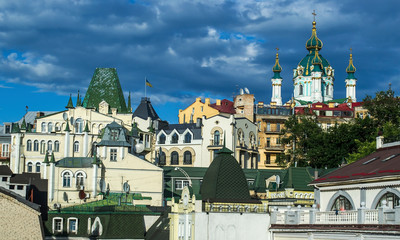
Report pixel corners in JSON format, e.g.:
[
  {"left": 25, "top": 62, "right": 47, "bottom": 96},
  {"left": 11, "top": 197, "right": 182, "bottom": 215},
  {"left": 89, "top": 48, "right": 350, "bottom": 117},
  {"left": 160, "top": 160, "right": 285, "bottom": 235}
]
[{"left": 270, "top": 17, "right": 358, "bottom": 106}]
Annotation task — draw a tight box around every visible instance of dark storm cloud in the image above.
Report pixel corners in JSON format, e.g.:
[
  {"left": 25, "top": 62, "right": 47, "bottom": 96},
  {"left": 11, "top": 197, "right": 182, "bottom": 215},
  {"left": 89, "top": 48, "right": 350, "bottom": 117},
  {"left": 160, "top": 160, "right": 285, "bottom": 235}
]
[{"left": 0, "top": 0, "right": 400, "bottom": 122}]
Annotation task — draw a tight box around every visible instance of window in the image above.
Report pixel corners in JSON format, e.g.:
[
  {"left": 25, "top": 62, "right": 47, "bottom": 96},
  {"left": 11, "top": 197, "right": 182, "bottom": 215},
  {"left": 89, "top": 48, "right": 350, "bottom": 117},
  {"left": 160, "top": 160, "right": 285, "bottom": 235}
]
[
  {"left": 63, "top": 172, "right": 71, "bottom": 187},
  {"left": 2, "top": 177, "right": 7, "bottom": 182},
  {"left": 171, "top": 151, "right": 179, "bottom": 165},
  {"left": 213, "top": 130, "right": 220, "bottom": 145},
  {"left": 68, "top": 218, "right": 78, "bottom": 234},
  {"left": 171, "top": 133, "right": 179, "bottom": 144},
  {"left": 1, "top": 143, "right": 9, "bottom": 157},
  {"left": 48, "top": 122, "right": 53, "bottom": 132},
  {"left": 159, "top": 151, "right": 166, "bottom": 165},
  {"left": 331, "top": 195, "right": 353, "bottom": 211},
  {"left": 26, "top": 140, "right": 32, "bottom": 151},
  {"left": 74, "top": 141, "right": 79, "bottom": 152},
  {"left": 40, "top": 140, "right": 46, "bottom": 154},
  {"left": 175, "top": 180, "right": 190, "bottom": 190},
  {"left": 159, "top": 134, "right": 166, "bottom": 144},
  {"left": 17, "top": 185, "right": 23, "bottom": 190},
  {"left": 266, "top": 123, "right": 271, "bottom": 132},
  {"left": 27, "top": 162, "right": 33, "bottom": 172},
  {"left": 9, "top": 185, "right": 15, "bottom": 190},
  {"left": 184, "top": 133, "right": 192, "bottom": 143},
  {"left": 266, "top": 138, "right": 271, "bottom": 147},
  {"left": 75, "top": 118, "right": 84, "bottom": 133},
  {"left": 76, "top": 172, "right": 85, "bottom": 188},
  {"left": 183, "top": 151, "right": 192, "bottom": 165},
  {"left": 376, "top": 193, "right": 400, "bottom": 209},
  {"left": 299, "top": 84, "right": 303, "bottom": 95},
  {"left": 110, "top": 129, "right": 118, "bottom": 141},
  {"left": 326, "top": 85, "right": 329, "bottom": 95},
  {"left": 33, "top": 140, "right": 39, "bottom": 152},
  {"left": 277, "top": 123, "right": 281, "bottom": 132},
  {"left": 41, "top": 122, "right": 46, "bottom": 133},
  {"left": 265, "top": 154, "right": 271, "bottom": 165},
  {"left": 36, "top": 162, "right": 41, "bottom": 173},
  {"left": 110, "top": 149, "right": 117, "bottom": 161},
  {"left": 5, "top": 124, "right": 10, "bottom": 134},
  {"left": 54, "top": 141, "right": 60, "bottom": 152},
  {"left": 53, "top": 218, "right": 63, "bottom": 233},
  {"left": 47, "top": 140, "right": 53, "bottom": 151}
]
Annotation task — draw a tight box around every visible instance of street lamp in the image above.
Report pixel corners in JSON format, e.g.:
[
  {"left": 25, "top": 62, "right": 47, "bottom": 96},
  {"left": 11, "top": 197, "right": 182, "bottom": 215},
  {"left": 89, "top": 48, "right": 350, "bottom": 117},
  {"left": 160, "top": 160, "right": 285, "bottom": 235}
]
[{"left": 174, "top": 167, "right": 192, "bottom": 186}]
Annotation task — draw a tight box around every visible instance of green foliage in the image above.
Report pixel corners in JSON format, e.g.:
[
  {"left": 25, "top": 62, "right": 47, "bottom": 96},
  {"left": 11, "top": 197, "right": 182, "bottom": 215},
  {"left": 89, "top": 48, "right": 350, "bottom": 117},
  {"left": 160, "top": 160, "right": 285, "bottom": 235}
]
[
  {"left": 382, "top": 121, "right": 400, "bottom": 143},
  {"left": 346, "top": 140, "right": 376, "bottom": 164}
]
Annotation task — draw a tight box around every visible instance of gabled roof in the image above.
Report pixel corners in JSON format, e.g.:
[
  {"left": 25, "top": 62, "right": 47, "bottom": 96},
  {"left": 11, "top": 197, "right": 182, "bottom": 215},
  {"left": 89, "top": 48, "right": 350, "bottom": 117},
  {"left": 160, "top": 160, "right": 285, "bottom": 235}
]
[
  {"left": 157, "top": 123, "right": 202, "bottom": 139},
  {"left": 133, "top": 97, "right": 160, "bottom": 121},
  {"left": 98, "top": 121, "right": 131, "bottom": 147},
  {"left": 311, "top": 144, "right": 400, "bottom": 185},
  {"left": 0, "top": 186, "right": 41, "bottom": 212},
  {"left": 0, "top": 165, "right": 12, "bottom": 175},
  {"left": 209, "top": 99, "right": 236, "bottom": 114},
  {"left": 82, "top": 68, "right": 128, "bottom": 113}
]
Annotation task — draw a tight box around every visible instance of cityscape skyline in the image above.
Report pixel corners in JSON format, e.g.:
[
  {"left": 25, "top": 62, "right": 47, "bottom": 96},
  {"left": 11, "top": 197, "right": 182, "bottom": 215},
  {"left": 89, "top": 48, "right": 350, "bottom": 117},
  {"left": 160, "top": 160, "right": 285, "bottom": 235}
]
[{"left": 0, "top": 0, "right": 400, "bottom": 124}]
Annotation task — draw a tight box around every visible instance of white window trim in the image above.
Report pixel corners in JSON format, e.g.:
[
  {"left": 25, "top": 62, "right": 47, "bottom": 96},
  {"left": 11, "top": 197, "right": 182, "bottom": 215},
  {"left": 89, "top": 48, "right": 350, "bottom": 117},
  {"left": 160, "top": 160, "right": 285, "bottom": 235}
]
[
  {"left": 52, "top": 217, "right": 63, "bottom": 234},
  {"left": 67, "top": 217, "right": 78, "bottom": 234}
]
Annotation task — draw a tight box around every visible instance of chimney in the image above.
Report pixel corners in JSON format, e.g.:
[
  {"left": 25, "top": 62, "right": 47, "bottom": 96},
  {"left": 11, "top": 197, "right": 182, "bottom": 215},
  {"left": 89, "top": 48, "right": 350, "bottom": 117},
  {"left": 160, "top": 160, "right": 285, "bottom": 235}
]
[
  {"left": 205, "top": 98, "right": 210, "bottom": 105},
  {"left": 216, "top": 99, "right": 221, "bottom": 106},
  {"left": 328, "top": 102, "right": 335, "bottom": 108},
  {"left": 376, "top": 136, "right": 384, "bottom": 149},
  {"left": 196, "top": 97, "right": 202, "bottom": 102},
  {"left": 196, "top": 118, "right": 202, "bottom": 128},
  {"left": 314, "top": 169, "right": 318, "bottom": 179}
]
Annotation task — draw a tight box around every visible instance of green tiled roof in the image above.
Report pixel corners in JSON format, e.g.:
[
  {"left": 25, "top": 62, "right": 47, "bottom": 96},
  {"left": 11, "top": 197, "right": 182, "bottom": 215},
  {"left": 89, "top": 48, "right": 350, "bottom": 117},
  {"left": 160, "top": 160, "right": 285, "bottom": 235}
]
[
  {"left": 56, "top": 157, "right": 96, "bottom": 168},
  {"left": 200, "top": 148, "right": 251, "bottom": 202},
  {"left": 306, "top": 21, "right": 323, "bottom": 51},
  {"left": 66, "top": 94, "right": 74, "bottom": 109},
  {"left": 82, "top": 68, "right": 128, "bottom": 113},
  {"left": 275, "top": 167, "right": 315, "bottom": 191}
]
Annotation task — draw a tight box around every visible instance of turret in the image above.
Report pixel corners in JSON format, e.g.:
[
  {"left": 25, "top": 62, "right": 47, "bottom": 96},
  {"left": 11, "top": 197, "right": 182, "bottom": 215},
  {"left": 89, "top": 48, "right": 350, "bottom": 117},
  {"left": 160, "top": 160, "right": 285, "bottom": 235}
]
[
  {"left": 345, "top": 49, "right": 357, "bottom": 102},
  {"left": 271, "top": 48, "right": 283, "bottom": 106}
]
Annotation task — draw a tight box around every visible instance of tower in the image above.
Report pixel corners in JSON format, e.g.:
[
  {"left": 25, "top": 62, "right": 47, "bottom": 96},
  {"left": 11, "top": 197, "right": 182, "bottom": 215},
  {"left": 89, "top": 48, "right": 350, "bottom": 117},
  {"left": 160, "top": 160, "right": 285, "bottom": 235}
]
[
  {"left": 345, "top": 49, "right": 357, "bottom": 102},
  {"left": 293, "top": 13, "right": 334, "bottom": 103},
  {"left": 271, "top": 48, "right": 283, "bottom": 106}
]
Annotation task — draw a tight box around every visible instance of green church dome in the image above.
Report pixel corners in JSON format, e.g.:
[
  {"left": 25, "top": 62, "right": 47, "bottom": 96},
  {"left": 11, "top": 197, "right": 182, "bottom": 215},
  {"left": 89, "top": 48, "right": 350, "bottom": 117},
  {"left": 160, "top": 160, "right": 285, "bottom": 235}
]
[
  {"left": 297, "top": 51, "right": 331, "bottom": 76},
  {"left": 272, "top": 49, "right": 282, "bottom": 79},
  {"left": 346, "top": 50, "right": 356, "bottom": 79},
  {"left": 306, "top": 21, "right": 323, "bottom": 51},
  {"left": 200, "top": 147, "right": 251, "bottom": 202}
]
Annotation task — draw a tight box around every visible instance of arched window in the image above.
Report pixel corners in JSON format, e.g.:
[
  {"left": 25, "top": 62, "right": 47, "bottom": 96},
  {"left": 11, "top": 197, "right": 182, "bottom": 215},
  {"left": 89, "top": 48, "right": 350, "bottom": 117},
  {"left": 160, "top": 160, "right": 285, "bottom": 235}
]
[
  {"left": 76, "top": 172, "right": 85, "bottom": 188},
  {"left": 27, "top": 162, "right": 33, "bottom": 172},
  {"left": 159, "top": 134, "right": 166, "bottom": 144},
  {"left": 36, "top": 162, "right": 41, "bottom": 173},
  {"left": 159, "top": 151, "right": 166, "bottom": 165},
  {"left": 75, "top": 118, "right": 84, "bottom": 133},
  {"left": 376, "top": 193, "right": 400, "bottom": 209},
  {"left": 54, "top": 141, "right": 60, "bottom": 152},
  {"left": 48, "top": 122, "right": 53, "bottom": 132},
  {"left": 41, "top": 122, "right": 46, "bottom": 133},
  {"left": 171, "top": 133, "right": 179, "bottom": 144},
  {"left": 40, "top": 140, "right": 46, "bottom": 154},
  {"left": 47, "top": 140, "right": 52, "bottom": 151},
  {"left": 330, "top": 195, "right": 353, "bottom": 211},
  {"left": 214, "top": 130, "right": 220, "bottom": 145},
  {"left": 299, "top": 84, "right": 304, "bottom": 95},
  {"left": 171, "top": 151, "right": 179, "bottom": 165},
  {"left": 33, "top": 140, "right": 39, "bottom": 152},
  {"left": 63, "top": 172, "right": 71, "bottom": 187},
  {"left": 326, "top": 84, "right": 329, "bottom": 95},
  {"left": 183, "top": 151, "right": 192, "bottom": 165},
  {"left": 184, "top": 133, "right": 192, "bottom": 143},
  {"left": 26, "top": 140, "right": 32, "bottom": 151},
  {"left": 74, "top": 141, "right": 79, "bottom": 152}
]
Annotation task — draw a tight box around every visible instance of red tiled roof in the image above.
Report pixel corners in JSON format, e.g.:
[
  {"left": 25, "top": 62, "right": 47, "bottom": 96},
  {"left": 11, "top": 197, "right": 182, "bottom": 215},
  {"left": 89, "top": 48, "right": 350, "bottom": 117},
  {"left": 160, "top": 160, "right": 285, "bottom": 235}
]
[
  {"left": 210, "top": 99, "right": 236, "bottom": 114},
  {"left": 311, "top": 144, "right": 400, "bottom": 185}
]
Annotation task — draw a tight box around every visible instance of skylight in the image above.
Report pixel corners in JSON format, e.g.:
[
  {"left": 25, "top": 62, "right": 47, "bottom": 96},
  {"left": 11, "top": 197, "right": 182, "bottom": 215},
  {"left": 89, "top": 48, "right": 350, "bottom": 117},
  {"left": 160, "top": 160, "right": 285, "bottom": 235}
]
[
  {"left": 382, "top": 154, "right": 400, "bottom": 162},
  {"left": 363, "top": 157, "right": 379, "bottom": 165}
]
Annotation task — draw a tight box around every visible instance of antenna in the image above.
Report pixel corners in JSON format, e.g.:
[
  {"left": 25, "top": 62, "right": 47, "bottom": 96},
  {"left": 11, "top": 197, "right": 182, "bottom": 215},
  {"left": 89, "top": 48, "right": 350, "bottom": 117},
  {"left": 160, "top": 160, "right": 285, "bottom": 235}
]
[
  {"left": 244, "top": 87, "right": 250, "bottom": 94},
  {"left": 123, "top": 181, "right": 130, "bottom": 194},
  {"left": 63, "top": 112, "right": 68, "bottom": 121},
  {"left": 240, "top": 88, "right": 244, "bottom": 95},
  {"left": 134, "top": 143, "right": 144, "bottom": 153}
]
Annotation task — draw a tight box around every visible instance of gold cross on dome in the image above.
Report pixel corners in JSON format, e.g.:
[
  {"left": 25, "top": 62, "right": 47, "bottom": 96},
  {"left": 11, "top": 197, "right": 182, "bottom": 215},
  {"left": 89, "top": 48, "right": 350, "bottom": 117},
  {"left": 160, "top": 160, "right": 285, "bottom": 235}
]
[
  {"left": 312, "top": 10, "right": 316, "bottom": 21},
  {"left": 276, "top": 47, "right": 279, "bottom": 53},
  {"left": 350, "top": 48, "right": 353, "bottom": 54}
]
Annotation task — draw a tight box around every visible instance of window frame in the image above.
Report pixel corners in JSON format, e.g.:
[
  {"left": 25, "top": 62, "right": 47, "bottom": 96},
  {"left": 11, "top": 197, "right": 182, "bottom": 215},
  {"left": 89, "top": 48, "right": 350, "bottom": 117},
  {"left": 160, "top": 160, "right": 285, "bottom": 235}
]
[
  {"left": 54, "top": 140, "right": 60, "bottom": 152},
  {"left": 53, "top": 217, "right": 63, "bottom": 234},
  {"left": 26, "top": 140, "right": 32, "bottom": 151},
  {"left": 74, "top": 141, "right": 79, "bottom": 152},
  {"left": 67, "top": 217, "right": 78, "bottom": 234},
  {"left": 171, "top": 151, "right": 179, "bottom": 165},
  {"left": 110, "top": 148, "right": 117, "bottom": 161},
  {"left": 183, "top": 151, "right": 192, "bottom": 165},
  {"left": 27, "top": 162, "right": 33, "bottom": 172},
  {"left": 36, "top": 162, "right": 41, "bottom": 173},
  {"left": 63, "top": 171, "right": 72, "bottom": 188}
]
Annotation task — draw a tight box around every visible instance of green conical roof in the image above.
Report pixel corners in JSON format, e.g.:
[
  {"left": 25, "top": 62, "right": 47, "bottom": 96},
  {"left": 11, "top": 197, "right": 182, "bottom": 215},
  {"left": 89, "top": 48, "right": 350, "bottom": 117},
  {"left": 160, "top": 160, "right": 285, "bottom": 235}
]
[
  {"left": 64, "top": 121, "right": 71, "bottom": 132},
  {"left": 76, "top": 90, "right": 82, "bottom": 107},
  {"left": 272, "top": 49, "right": 282, "bottom": 79},
  {"left": 50, "top": 152, "right": 56, "bottom": 163},
  {"left": 306, "top": 21, "right": 323, "bottom": 51},
  {"left": 66, "top": 94, "right": 74, "bottom": 109},
  {"left": 82, "top": 68, "right": 128, "bottom": 113},
  {"left": 84, "top": 122, "right": 90, "bottom": 132},
  {"left": 127, "top": 92, "right": 132, "bottom": 113},
  {"left": 200, "top": 147, "right": 251, "bottom": 202},
  {"left": 43, "top": 151, "right": 49, "bottom": 164},
  {"left": 11, "top": 123, "right": 20, "bottom": 133},
  {"left": 20, "top": 118, "right": 27, "bottom": 130}
]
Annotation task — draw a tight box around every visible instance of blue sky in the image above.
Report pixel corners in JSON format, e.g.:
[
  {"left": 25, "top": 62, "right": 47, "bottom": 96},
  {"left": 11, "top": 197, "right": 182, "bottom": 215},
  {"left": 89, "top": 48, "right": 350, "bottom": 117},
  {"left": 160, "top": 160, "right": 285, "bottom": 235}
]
[{"left": 1, "top": 0, "right": 400, "bottom": 124}]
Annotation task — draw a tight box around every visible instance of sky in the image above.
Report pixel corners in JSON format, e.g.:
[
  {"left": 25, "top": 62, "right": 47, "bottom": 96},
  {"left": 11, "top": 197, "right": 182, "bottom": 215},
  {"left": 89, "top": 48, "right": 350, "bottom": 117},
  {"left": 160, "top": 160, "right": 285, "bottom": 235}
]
[{"left": 1, "top": 0, "right": 400, "bottom": 124}]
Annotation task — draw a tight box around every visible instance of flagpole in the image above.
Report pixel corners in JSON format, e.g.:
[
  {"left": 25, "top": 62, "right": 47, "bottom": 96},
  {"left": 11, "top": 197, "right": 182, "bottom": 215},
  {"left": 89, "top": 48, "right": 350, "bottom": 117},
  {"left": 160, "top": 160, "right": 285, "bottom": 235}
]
[{"left": 145, "top": 77, "right": 147, "bottom": 98}]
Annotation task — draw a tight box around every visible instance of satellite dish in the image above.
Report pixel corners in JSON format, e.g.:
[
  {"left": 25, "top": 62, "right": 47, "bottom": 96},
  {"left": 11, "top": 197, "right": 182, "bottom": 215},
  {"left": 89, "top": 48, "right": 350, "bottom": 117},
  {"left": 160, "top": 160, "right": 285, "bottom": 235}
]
[
  {"left": 123, "top": 181, "right": 130, "bottom": 194},
  {"left": 63, "top": 112, "right": 68, "bottom": 121},
  {"left": 79, "top": 190, "right": 86, "bottom": 200},
  {"left": 134, "top": 143, "right": 144, "bottom": 153},
  {"left": 240, "top": 88, "right": 244, "bottom": 95},
  {"left": 63, "top": 192, "right": 68, "bottom": 202},
  {"left": 70, "top": 117, "right": 74, "bottom": 125},
  {"left": 99, "top": 179, "right": 105, "bottom": 192},
  {"left": 244, "top": 87, "right": 250, "bottom": 94}
]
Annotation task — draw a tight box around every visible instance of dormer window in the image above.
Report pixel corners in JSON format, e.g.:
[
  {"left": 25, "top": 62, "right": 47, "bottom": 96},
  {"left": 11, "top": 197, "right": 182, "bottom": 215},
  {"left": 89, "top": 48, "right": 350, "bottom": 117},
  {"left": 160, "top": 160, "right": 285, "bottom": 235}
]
[
  {"left": 171, "top": 133, "right": 179, "bottom": 144},
  {"left": 5, "top": 124, "right": 10, "bottom": 134},
  {"left": 184, "top": 133, "right": 192, "bottom": 143},
  {"left": 159, "top": 134, "right": 166, "bottom": 144},
  {"left": 110, "top": 130, "right": 118, "bottom": 141}
]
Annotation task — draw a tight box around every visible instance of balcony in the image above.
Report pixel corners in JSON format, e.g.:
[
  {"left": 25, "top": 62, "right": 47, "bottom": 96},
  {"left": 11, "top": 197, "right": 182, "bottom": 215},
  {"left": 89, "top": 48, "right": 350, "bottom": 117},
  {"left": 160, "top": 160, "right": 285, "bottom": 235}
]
[{"left": 264, "top": 144, "right": 284, "bottom": 151}]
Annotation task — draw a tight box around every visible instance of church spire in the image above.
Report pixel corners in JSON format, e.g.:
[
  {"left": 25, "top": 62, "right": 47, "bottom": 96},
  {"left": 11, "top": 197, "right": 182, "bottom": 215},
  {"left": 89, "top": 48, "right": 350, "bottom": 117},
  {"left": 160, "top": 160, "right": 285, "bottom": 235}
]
[
  {"left": 271, "top": 48, "right": 283, "bottom": 106},
  {"left": 127, "top": 91, "right": 132, "bottom": 113},
  {"left": 66, "top": 94, "right": 74, "bottom": 109},
  {"left": 306, "top": 10, "right": 323, "bottom": 52},
  {"left": 346, "top": 48, "right": 356, "bottom": 79},
  {"left": 76, "top": 90, "right": 82, "bottom": 107},
  {"left": 272, "top": 48, "right": 282, "bottom": 79},
  {"left": 345, "top": 48, "right": 357, "bottom": 102}
]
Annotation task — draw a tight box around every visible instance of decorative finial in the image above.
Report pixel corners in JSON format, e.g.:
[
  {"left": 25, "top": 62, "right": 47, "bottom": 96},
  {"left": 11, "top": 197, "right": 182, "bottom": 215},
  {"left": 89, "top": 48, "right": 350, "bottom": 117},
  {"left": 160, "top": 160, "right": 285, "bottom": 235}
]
[
  {"left": 350, "top": 47, "right": 352, "bottom": 54},
  {"left": 312, "top": 10, "right": 317, "bottom": 22},
  {"left": 276, "top": 47, "right": 279, "bottom": 53}
]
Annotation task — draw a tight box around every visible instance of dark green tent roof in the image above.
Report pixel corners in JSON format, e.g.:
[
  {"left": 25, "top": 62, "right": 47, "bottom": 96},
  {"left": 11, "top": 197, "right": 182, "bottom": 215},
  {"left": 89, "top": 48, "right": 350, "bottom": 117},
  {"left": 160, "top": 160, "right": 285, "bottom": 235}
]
[
  {"left": 56, "top": 157, "right": 97, "bottom": 168},
  {"left": 200, "top": 148, "right": 251, "bottom": 202},
  {"left": 82, "top": 68, "right": 128, "bottom": 113}
]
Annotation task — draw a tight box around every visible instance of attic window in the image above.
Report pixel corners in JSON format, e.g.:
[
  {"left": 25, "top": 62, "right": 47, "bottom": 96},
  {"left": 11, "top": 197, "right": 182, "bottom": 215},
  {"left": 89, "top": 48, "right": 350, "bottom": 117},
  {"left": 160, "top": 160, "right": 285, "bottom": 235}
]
[
  {"left": 382, "top": 154, "right": 400, "bottom": 162},
  {"left": 110, "top": 130, "right": 118, "bottom": 141},
  {"left": 363, "top": 157, "right": 379, "bottom": 165}
]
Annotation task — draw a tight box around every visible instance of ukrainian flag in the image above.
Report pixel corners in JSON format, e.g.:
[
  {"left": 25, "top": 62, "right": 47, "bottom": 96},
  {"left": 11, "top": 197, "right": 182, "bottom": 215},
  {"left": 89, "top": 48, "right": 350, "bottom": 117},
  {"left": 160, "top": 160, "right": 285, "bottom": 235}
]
[{"left": 146, "top": 79, "right": 153, "bottom": 87}]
